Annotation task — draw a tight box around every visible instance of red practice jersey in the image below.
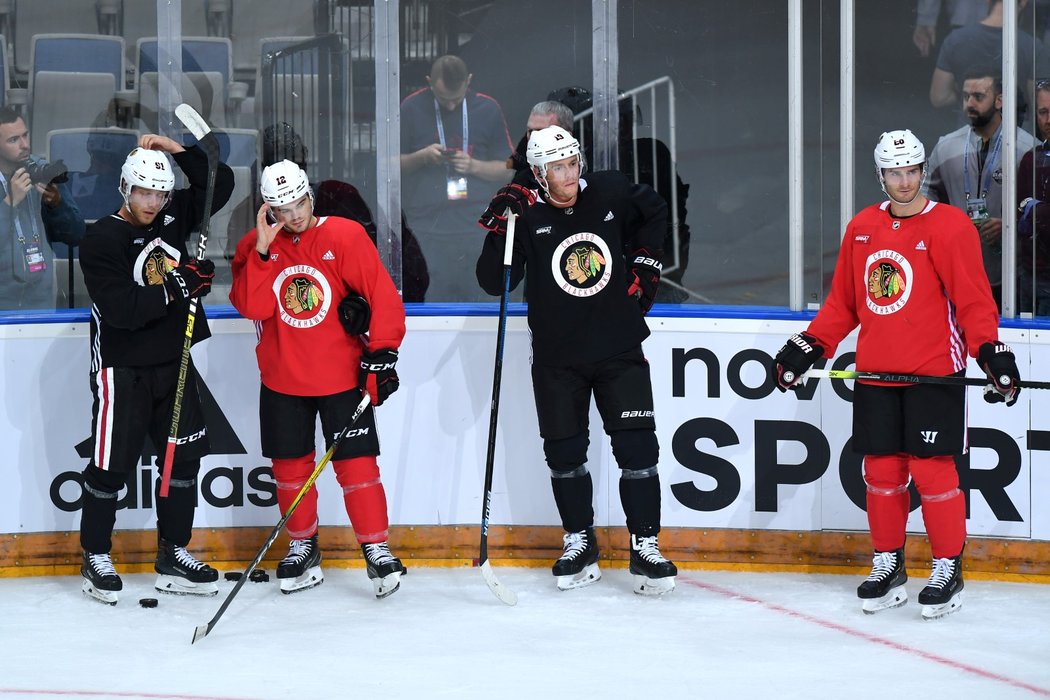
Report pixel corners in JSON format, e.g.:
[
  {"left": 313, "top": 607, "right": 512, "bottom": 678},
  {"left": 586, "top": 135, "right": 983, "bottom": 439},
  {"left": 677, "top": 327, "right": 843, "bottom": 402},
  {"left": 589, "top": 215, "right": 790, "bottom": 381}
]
[
  {"left": 807, "top": 200, "right": 1000, "bottom": 378},
  {"left": 230, "top": 216, "right": 406, "bottom": 397}
]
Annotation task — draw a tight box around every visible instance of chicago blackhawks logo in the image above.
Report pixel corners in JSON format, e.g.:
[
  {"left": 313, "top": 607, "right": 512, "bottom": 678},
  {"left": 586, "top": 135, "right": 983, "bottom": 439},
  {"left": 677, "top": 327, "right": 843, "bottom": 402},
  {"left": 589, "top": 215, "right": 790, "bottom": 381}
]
[
  {"left": 273, "top": 264, "right": 333, "bottom": 328},
  {"left": 552, "top": 232, "right": 612, "bottom": 297},
  {"left": 133, "top": 237, "right": 180, "bottom": 287},
  {"left": 864, "top": 249, "right": 913, "bottom": 315}
]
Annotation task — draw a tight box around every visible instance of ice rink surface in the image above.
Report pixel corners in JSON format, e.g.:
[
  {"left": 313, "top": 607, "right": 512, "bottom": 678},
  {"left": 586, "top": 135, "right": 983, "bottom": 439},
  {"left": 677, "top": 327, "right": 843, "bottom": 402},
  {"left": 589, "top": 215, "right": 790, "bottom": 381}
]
[{"left": 0, "top": 565, "right": 1047, "bottom": 700}]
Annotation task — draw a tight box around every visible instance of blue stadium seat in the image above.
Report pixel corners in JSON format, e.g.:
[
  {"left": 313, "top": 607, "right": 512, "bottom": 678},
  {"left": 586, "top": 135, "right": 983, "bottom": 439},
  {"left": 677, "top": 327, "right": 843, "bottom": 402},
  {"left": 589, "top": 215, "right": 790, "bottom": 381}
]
[{"left": 47, "top": 127, "right": 139, "bottom": 222}]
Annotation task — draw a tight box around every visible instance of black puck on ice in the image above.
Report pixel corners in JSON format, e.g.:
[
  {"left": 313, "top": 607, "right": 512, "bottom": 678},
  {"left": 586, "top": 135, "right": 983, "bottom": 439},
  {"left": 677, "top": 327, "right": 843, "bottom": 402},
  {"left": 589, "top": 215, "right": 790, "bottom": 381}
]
[
  {"left": 249, "top": 569, "right": 269, "bottom": 583},
  {"left": 224, "top": 571, "right": 243, "bottom": 581},
  {"left": 139, "top": 598, "right": 158, "bottom": 608}
]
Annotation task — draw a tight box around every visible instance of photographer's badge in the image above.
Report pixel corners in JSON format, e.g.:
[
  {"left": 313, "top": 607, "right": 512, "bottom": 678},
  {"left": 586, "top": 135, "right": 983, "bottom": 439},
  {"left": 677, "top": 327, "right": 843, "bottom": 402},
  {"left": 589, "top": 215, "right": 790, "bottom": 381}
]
[{"left": 24, "top": 242, "right": 46, "bottom": 274}]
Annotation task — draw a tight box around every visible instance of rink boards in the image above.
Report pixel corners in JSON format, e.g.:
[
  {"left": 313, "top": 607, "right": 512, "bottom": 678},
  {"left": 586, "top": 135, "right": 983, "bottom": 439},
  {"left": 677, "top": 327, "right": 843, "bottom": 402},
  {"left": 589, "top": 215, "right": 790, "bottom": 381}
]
[{"left": 1, "top": 314, "right": 1049, "bottom": 570}]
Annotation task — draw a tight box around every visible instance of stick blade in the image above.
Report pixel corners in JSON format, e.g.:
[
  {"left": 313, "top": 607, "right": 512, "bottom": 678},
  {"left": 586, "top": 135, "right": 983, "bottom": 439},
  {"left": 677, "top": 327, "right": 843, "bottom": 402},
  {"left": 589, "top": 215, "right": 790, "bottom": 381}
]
[
  {"left": 175, "top": 103, "right": 211, "bottom": 141},
  {"left": 480, "top": 560, "right": 517, "bottom": 606},
  {"left": 191, "top": 621, "right": 212, "bottom": 644}
]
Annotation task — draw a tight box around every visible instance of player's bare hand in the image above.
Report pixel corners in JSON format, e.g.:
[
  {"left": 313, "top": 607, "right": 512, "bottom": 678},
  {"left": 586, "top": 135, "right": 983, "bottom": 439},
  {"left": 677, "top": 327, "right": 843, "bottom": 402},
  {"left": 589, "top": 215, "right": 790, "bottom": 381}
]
[
  {"left": 256, "top": 203, "right": 283, "bottom": 255},
  {"left": 978, "top": 217, "right": 1002, "bottom": 244},
  {"left": 38, "top": 183, "right": 62, "bottom": 208},
  {"left": 6, "top": 167, "right": 32, "bottom": 207},
  {"left": 139, "top": 134, "right": 186, "bottom": 154}
]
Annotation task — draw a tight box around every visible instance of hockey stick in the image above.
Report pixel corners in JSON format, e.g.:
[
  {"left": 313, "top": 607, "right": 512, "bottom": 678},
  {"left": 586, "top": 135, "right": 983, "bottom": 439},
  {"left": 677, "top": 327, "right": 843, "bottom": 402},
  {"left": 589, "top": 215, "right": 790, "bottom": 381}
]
[
  {"left": 796, "top": 368, "right": 1050, "bottom": 390},
  {"left": 192, "top": 392, "right": 371, "bottom": 644},
  {"left": 159, "top": 104, "right": 220, "bottom": 498},
  {"left": 472, "top": 209, "right": 518, "bottom": 607}
]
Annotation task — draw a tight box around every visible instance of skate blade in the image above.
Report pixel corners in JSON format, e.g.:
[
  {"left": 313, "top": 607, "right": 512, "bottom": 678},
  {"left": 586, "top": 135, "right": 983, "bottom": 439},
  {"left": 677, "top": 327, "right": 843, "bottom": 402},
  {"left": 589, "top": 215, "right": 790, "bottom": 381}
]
[
  {"left": 921, "top": 591, "right": 963, "bottom": 621},
  {"left": 371, "top": 569, "right": 403, "bottom": 599},
  {"left": 279, "top": 566, "right": 324, "bottom": 594},
  {"left": 633, "top": 573, "right": 675, "bottom": 596},
  {"left": 556, "top": 563, "right": 601, "bottom": 591},
  {"left": 155, "top": 574, "right": 219, "bottom": 597},
  {"left": 81, "top": 580, "right": 118, "bottom": 605},
  {"left": 861, "top": 586, "right": 908, "bottom": 614}
]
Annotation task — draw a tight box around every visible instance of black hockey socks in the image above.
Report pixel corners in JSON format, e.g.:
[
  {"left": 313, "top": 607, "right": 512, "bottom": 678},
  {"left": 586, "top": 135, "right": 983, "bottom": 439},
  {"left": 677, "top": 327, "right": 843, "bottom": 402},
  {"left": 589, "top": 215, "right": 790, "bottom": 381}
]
[
  {"left": 550, "top": 465, "right": 595, "bottom": 533},
  {"left": 619, "top": 466, "right": 661, "bottom": 537}
]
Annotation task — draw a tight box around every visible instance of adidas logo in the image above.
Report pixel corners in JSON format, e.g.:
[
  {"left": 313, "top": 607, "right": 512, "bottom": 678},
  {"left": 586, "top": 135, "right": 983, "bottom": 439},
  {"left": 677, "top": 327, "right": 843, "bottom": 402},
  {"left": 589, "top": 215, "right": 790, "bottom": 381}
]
[
  {"left": 915, "top": 240, "right": 927, "bottom": 250},
  {"left": 163, "top": 215, "right": 175, "bottom": 226},
  {"left": 322, "top": 250, "right": 335, "bottom": 261},
  {"left": 603, "top": 211, "right": 614, "bottom": 221}
]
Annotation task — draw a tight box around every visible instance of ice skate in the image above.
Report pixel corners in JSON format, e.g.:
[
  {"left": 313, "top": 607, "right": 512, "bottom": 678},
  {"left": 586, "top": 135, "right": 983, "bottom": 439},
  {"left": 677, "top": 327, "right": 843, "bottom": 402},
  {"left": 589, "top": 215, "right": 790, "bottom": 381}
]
[
  {"left": 81, "top": 551, "right": 122, "bottom": 605},
  {"left": 553, "top": 527, "right": 601, "bottom": 591},
  {"left": 857, "top": 548, "right": 908, "bottom": 614},
  {"left": 362, "top": 542, "right": 406, "bottom": 599},
  {"left": 629, "top": 534, "right": 677, "bottom": 595},
  {"left": 919, "top": 554, "right": 964, "bottom": 621},
  {"left": 277, "top": 535, "right": 324, "bottom": 594},
  {"left": 155, "top": 539, "right": 219, "bottom": 596}
]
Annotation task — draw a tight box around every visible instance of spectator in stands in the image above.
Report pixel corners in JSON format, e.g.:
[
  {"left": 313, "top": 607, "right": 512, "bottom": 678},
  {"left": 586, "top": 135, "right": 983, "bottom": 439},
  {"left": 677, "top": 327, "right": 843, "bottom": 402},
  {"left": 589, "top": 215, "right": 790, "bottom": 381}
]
[
  {"left": 929, "top": 0, "right": 1048, "bottom": 120},
  {"left": 400, "top": 55, "right": 513, "bottom": 302},
  {"left": 926, "top": 68, "right": 1036, "bottom": 308},
  {"left": 547, "top": 86, "right": 692, "bottom": 304},
  {"left": 1017, "top": 80, "right": 1050, "bottom": 315},
  {"left": 913, "top": 0, "right": 987, "bottom": 57},
  {"left": 261, "top": 122, "right": 429, "bottom": 302},
  {"left": 0, "top": 106, "right": 84, "bottom": 311}
]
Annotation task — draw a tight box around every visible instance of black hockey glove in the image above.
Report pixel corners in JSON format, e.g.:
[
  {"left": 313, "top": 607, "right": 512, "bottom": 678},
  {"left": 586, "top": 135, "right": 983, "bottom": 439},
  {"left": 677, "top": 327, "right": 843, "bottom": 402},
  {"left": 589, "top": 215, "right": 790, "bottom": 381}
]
[
  {"left": 977, "top": 341, "right": 1021, "bottom": 406},
  {"left": 338, "top": 292, "right": 371, "bottom": 336},
  {"left": 627, "top": 249, "right": 662, "bottom": 314},
  {"left": 164, "top": 258, "right": 214, "bottom": 301},
  {"left": 478, "top": 183, "right": 536, "bottom": 234},
  {"left": 359, "top": 348, "right": 399, "bottom": 406},
  {"left": 773, "top": 332, "right": 825, "bottom": 392}
]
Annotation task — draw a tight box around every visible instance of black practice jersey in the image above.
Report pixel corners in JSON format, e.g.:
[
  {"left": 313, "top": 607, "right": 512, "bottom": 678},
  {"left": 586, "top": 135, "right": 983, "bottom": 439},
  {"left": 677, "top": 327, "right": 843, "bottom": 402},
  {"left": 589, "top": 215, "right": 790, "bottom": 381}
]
[
  {"left": 80, "top": 146, "right": 234, "bottom": 370},
  {"left": 476, "top": 170, "right": 667, "bottom": 366}
]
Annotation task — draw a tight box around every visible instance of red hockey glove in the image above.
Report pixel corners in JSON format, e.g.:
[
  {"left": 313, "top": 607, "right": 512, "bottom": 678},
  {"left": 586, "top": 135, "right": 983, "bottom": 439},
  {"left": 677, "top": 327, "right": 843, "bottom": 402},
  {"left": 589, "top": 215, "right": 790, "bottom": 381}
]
[
  {"left": 164, "top": 258, "right": 215, "bottom": 301},
  {"left": 773, "top": 332, "right": 824, "bottom": 392},
  {"left": 478, "top": 183, "right": 536, "bottom": 234},
  {"left": 977, "top": 342, "right": 1021, "bottom": 406},
  {"left": 338, "top": 293, "right": 371, "bottom": 336},
  {"left": 359, "top": 348, "right": 399, "bottom": 406},
  {"left": 627, "top": 249, "right": 662, "bottom": 314}
]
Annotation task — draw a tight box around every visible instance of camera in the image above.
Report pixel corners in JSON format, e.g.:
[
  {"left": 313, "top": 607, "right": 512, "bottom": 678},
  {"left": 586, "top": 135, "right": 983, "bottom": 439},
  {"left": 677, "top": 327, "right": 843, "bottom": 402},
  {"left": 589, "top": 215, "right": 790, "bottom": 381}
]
[{"left": 25, "top": 159, "right": 69, "bottom": 186}]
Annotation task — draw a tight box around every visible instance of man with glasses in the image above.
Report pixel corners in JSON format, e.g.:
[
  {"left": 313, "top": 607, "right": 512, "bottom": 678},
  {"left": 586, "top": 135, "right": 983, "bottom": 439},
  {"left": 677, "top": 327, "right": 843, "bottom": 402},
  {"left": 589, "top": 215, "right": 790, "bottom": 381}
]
[
  {"left": 926, "top": 68, "right": 1035, "bottom": 307},
  {"left": 476, "top": 126, "right": 676, "bottom": 595},
  {"left": 400, "top": 54, "right": 514, "bottom": 301},
  {"left": 77, "top": 135, "right": 234, "bottom": 605}
]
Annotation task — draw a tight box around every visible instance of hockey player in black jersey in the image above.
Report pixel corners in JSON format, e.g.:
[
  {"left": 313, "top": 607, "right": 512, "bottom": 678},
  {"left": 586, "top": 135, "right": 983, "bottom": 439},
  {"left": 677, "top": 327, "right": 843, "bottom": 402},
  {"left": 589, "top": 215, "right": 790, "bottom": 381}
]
[
  {"left": 78, "top": 134, "right": 233, "bottom": 604},
  {"left": 476, "top": 125, "right": 677, "bottom": 595}
]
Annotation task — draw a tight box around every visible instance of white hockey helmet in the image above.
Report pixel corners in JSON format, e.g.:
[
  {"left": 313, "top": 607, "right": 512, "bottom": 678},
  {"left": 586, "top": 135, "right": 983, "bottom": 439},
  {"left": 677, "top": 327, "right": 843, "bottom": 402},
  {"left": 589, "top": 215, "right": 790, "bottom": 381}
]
[
  {"left": 526, "top": 125, "right": 585, "bottom": 178},
  {"left": 260, "top": 159, "right": 312, "bottom": 207},
  {"left": 119, "top": 148, "right": 175, "bottom": 207},
  {"left": 874, "top": 129, "right": 925, "bottom": 171}
]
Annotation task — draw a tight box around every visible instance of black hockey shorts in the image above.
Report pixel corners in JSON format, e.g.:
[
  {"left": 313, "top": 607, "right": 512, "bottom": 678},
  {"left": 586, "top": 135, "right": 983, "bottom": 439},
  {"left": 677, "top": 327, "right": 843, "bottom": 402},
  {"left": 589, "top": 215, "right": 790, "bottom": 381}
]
[
  {"left": 852, "top": 374, "right": 966, "bottom": 457},
  {"left": 88, "top": 358, "right": 210, "bottom": 476},
  {"left": 259, "top": 384, "right": 379, "bottom": 460},
  {"left": 531, "top": 346, "right": 656, "bottom": 441}
]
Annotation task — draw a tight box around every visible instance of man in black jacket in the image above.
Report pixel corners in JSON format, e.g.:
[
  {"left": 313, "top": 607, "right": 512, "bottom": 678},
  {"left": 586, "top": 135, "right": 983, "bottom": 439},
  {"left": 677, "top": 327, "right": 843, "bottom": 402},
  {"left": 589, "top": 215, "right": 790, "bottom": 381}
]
[
  {"left": 476, "top": 125, "right": 677, "bottom": 595},
  {"left": 78, "top": 134, "right": 234, "bottom": 604}
]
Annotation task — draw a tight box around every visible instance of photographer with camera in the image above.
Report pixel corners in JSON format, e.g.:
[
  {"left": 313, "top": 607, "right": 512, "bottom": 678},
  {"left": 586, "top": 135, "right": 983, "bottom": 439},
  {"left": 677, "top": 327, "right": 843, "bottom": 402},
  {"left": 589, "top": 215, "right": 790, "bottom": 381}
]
[{"left": 0, "top": 106, "right": 84, "bottom": 311}]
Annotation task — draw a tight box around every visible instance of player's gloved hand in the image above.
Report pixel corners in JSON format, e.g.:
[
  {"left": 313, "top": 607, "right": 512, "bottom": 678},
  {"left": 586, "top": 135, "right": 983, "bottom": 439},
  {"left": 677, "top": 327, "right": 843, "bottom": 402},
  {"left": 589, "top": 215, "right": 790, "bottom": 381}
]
[
  {"left": 164, "top": 258, "right": 215, "bottom": 301},
  {"left": 359, "top": 348, "right": 399, "bottom": 406},
  {"left": 627, "top": 249, "right": 662, "bottom": 314},
  {"left": 978, "top": 341, "right": 1021, "bottom": 406},
  {"left": 478, "top": 183, "right": 536, "bottom": 234},
  {"left": 338, "top": 292, "right": 371, "bottom": 336},
  {"left": 773, "top": 332, "right": 824, "bottom": 392}
]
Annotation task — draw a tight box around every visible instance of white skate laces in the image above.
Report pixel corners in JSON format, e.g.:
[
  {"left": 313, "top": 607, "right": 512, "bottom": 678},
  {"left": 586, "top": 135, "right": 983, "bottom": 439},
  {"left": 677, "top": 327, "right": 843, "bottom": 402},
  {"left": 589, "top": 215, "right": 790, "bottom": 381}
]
[
  {"left": 632, "top": 535, "right": 669, "bottom": 563},
  {"left": 866, "top": 551, "right": 898, "bottom": 581},
  {"left": 87, "top": 553, "right": 117, "bottom": 577},
  {"left": 560, "top": 531, "right": 590, "bottom": 561},
  {"left": 173, "top": 545, "right": 208, "bottom": 571},
  {"left": 363, "top": 542, "right": 395, "bottom": 565},
  {"left": 283, "top": 538, "right": 313, "bottom": 565},
  {"left": 926, "top": 557, "right": 956, "bottom": 589}
]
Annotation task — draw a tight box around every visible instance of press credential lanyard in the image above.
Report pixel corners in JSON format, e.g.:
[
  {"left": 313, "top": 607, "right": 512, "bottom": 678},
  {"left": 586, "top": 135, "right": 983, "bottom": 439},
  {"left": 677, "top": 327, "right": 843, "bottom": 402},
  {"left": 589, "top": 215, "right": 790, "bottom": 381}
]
[
  {"left": 963, "top": 129, "right": 1003, "bottom": 201},
  {"left": 434, "top": 98, "right": 469, "bottom": 157}
]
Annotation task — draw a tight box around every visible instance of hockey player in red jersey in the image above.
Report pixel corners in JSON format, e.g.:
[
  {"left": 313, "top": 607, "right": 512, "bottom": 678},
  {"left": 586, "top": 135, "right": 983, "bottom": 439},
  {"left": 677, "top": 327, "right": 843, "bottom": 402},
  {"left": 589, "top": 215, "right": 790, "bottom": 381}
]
[
  {"left": 772, "top": 129, "right": 1020, "bottom": 620},
  {"left": 230, "top": 160, "right": 407, "bottom": 598}
]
